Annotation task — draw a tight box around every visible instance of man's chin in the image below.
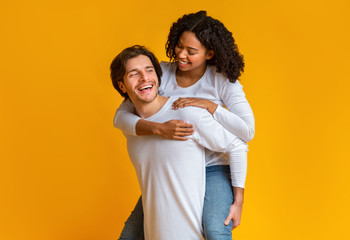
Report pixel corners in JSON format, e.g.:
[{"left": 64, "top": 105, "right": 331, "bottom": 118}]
[{"left": 136, "top": 93, "right": 158, "bottom": 104}]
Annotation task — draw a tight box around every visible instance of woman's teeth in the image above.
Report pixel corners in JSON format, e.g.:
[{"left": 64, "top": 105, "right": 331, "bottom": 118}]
[{"left": 179, "top": 60, "right": 189, "bottom": 64}]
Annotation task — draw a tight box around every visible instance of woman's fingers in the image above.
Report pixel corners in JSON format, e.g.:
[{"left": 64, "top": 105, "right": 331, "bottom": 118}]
[
  {"left": 173, "top": 98, "right": 209, "bottom": 110},
  {"left": 172, "top": 98, "right": 195, "bottom": 109}
]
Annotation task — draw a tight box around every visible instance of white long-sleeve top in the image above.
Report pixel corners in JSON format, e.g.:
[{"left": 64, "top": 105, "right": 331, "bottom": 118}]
[
  {"left": 114, "top": 61, "right": 255, "bottom": 187},
  {"left": 126, "top": 97, "right": 247, "bottom": 240}
]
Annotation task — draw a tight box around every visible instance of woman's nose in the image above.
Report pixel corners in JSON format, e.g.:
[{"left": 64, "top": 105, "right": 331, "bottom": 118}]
[{"left": 178, "top": 49, "right": 187, "bottom": 58}]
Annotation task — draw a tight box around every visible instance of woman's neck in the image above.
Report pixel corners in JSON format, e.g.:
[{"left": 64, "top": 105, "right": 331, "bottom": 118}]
[{"left": 175, "top": 65, "right": 207, "bottom": 88}]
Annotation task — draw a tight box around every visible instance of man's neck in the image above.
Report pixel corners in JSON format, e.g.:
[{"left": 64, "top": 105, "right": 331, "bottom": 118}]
[{"left": 133, "top": 95, "right": 169, "bottom": 119}]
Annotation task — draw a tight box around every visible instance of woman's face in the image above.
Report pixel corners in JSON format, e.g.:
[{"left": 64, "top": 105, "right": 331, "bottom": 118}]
[{"left": 174, "top": 31, "right": 213, "bottom": 73}]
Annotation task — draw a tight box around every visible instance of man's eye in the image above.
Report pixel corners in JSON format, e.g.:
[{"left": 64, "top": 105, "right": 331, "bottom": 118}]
[
  {"left": 129, "top": 73, "right": 138, "bottom": 77},
  {"left": 147, "top": 69, "right": 154, "bottom": 72}
]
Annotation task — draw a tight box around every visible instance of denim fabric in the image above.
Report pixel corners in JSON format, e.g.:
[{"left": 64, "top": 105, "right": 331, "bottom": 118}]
[
  {"left": 118, "top": 196, "right": 144, "bottom": 240},
  {"left": 118, "top": 165, "right": 233, "bottom": 240},
  {"left": 203, "top": 165, "right": 233, "bottom": 240}
]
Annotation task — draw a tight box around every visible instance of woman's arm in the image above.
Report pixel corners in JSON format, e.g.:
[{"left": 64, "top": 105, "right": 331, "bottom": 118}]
[
  {"left": 114, "top": 99, "right": 194, "bottom": 140},
  {"left": 172, "top": 79, "right": 255, "bottom": 142},
  {"left": 216, "top": 79, "right": 255, "bottom": 142}
]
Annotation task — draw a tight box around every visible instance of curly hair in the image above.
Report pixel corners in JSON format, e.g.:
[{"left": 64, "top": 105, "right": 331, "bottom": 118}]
[
  {"left": 166, "top": 11, "right": 244, "bottom": 82},
  {"left": 110, "top": 45, "right": 162, "bottom": 99}
]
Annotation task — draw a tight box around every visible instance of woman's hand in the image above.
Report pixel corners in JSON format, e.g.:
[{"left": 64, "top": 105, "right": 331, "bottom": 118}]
[
  {"left": 172, "top": 97, "right": 218, "bottom": 115},
  {"left": 156, "top": 120, "right": 194, "bottom": 141}
]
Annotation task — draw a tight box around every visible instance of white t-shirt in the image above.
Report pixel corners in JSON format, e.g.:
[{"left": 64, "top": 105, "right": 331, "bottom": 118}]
[
  {"left": 114, "top": 61, "right": 254, "bottom": 186},
  {"left": 125, "top": 96, "right": 246, "bottom": 240}
]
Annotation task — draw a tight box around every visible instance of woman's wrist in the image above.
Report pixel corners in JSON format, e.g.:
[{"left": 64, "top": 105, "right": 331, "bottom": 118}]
[{"left": 207, "top": 102, "right": 218, "bottom": 115}]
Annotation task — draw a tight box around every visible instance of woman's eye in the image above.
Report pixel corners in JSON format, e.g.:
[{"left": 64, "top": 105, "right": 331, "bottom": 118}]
[{"left": 188, "top": 51, "right": 196, "bottom": 55}]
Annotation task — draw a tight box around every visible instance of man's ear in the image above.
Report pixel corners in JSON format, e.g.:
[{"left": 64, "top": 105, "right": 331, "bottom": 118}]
[
  {"left": 118, "top": 81, "right": 127, "bottom": 93},
  {"left": 206, "top": 50, "right": 214, "bottom": 60}
]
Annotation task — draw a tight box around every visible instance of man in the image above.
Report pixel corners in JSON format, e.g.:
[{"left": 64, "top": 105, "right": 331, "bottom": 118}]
[{"left": 110, "top": 45, "right": 247, "bottom": 240}]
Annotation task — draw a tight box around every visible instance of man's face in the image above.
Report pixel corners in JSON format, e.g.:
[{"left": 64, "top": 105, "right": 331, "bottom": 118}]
[{"left": 118, "top": 55, "right": 159, "bottom": 104}]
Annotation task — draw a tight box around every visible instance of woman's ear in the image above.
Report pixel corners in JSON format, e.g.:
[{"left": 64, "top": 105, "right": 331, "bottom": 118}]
[
  {"left": 118, "top": 81, "right": 127, "bottom": 93},
  {"left": 206, "top": 50, "right": 214, "bottom": 60}
]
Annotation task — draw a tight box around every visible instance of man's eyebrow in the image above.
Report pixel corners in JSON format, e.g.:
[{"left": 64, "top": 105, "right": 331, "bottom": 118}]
[
  {"left": 126, "top": 68, "right": 138, "bottom": 74},
  {"left": 127, "top": 66, "right": 154, "bottom": 74}
]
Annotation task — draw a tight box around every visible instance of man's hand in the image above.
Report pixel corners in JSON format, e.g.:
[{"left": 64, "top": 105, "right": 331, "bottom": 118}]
[
  {"left": 136, "top": 119, "right": 194, "bottom": 140},
  {"left": 224, "top": 201, "right": 243, "bottom": 230},
  {"left": 224, "top": 187, "right": 244, "bottom": 230}
]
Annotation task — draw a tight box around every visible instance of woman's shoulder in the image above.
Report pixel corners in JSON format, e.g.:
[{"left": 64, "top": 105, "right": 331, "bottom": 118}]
[
  {"left": 210, "top": 66, "right": 243, "bottom": 89},
  {"left": 205, "top": 67, "right": 244, "bottom": 98},
  {"left": 160, "top": 61, "right": 176, "bottom": 73}
]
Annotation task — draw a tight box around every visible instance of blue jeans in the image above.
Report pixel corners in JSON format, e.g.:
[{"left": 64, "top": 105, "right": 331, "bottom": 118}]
[
  {"left": 118, "top": 165, "right": 233, "bottom": 240},
  {"left": 119, "top": 197, "right": 144, "bottom": 240}
]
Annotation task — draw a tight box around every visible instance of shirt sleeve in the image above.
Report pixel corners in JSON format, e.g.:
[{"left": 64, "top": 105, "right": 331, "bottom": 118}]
[
  {"left": 113, "top": 99, "right": 140, "bottom": 136},
  {"left": 192, "top": 109, "right": 248, "bottom": 188},
  {"left": 214, "top": 77, "right": 255, "bottom": 142}
]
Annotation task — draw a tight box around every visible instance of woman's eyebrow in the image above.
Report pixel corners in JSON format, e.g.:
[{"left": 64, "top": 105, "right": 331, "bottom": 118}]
[
  {"left": 178, "top": 40, "right": 199, "bottom": 52},
  {"left": 187, "top": 46, "right": 199, "bottom": 51}
]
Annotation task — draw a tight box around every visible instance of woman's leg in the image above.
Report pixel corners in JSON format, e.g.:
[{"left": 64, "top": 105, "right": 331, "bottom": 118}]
[
  {"left": 203, "top": 165, "right": 234, "bottom": 240},
  {"left": 118, "top": 196, "right": 145, "bottom": 240}
]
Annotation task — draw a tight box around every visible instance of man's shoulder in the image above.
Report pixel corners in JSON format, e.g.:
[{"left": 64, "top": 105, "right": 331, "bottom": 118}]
[
  {"left": 148, "top": 97, "right": 210, "bottom": 126},
  {"left": 174, "top": 105, "right": 208, "bottom": 126}
]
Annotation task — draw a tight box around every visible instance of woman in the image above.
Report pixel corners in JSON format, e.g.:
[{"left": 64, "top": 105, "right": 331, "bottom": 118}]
[{"left": 115, "top": 11, "right": 255, "bottom": 240}]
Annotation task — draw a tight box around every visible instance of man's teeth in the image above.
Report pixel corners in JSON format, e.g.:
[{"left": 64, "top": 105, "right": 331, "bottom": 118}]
[{"left": 139, "top": 85, "right": 152, "bottom": 91}]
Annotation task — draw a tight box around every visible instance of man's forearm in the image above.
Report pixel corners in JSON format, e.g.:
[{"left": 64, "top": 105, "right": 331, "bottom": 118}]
[
  {"left": 135, "top": 119, "right": 160, "bottom": 136},
  {"left": 224, "top": 187, "right": 244, "bottom": 228},
  {"left": 233, "top": 187, "right": 244, "bottom": 205}
]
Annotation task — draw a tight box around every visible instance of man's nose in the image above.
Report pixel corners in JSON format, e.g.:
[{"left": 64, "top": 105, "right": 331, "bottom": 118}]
[{"left": 140, "top": 71, "right": 148, "bottom": 81}]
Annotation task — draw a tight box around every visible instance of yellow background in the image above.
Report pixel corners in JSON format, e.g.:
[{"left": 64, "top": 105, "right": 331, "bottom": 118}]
[{"left": 1, "top": 0, "right": 349, "bottom": 239}]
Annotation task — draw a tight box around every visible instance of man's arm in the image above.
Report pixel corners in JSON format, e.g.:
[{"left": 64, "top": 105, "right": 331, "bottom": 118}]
[
  {"left": 225, "top": 187, "right": 244, "bottom": 229},
  {"left": 222, "top": 147, "right": 247, "bottom": 230},
  {"left": 190, "top": 108, "right": 248, "bottom": 229},
  {"left": 114, "top": 99, "right": 194, "bottom": 140},
  {"left": 136, "top": 119, "right": 194, "bottom": 140},
  {"left": 113, "top": 99, "right": 140, "bottom": 136}
]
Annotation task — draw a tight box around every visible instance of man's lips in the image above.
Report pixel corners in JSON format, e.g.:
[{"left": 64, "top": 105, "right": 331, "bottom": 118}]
[
  {"left": 137, "top": 83, "right": 155, "bottom": 92},
  {"left": 138, "top": 84, "right": 153, "bottom": 91}
]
